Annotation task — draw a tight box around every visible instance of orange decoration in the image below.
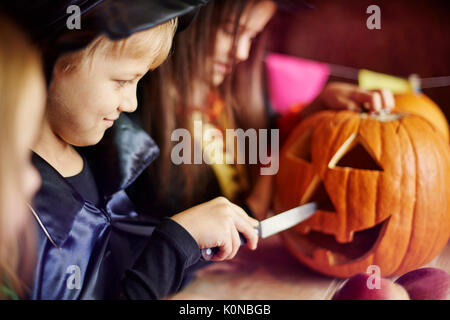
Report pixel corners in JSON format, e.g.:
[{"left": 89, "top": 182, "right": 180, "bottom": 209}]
[{"left": 274, "top": 110, "right": 450, "bottom": 278}]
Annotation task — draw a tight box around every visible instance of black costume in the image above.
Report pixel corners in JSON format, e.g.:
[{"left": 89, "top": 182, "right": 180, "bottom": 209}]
[{"left": 1, "top": 0, "right": 209, "bottom": 299}]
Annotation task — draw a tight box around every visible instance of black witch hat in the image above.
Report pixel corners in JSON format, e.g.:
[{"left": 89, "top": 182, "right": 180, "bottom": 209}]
[{"left": 0, "top": 0, "right": 209, "bottom": 82}]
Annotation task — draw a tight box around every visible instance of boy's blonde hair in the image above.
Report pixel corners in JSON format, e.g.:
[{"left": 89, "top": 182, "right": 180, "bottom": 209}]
[{"left": 56, "top": 18, "right": 178, "bottom": 72}]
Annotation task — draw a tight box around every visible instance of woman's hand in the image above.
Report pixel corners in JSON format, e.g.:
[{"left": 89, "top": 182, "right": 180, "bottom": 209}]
[
  {"left": 171, "top": 197, "right": 259, "bottom": 261},
  {"left": 315, "top": 82, "right": 395, "bottom": 113}
]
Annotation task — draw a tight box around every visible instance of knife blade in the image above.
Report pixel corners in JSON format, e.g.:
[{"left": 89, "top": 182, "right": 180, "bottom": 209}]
[{"left": 201, "top": 202, "right": 318, "bottom": 260}]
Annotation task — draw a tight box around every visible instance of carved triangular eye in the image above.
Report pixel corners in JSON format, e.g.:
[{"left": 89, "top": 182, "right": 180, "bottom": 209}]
[
  {"left": 336, "top": 143, "right": 383, "bottom": 171},
  {"left": 290, "top": 129, "right": 313, "bottom": 163},
  {"left": 329, "top": 134, "right": 383, "bottom": 171}
]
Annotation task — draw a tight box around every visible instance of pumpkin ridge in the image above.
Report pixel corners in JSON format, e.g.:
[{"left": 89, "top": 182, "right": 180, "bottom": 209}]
[
  {"left": 416, "top": 118, "right": 446, "bottom": 267},
  {"left": 394, "top": 116, "right": 403, "bottom": 135},
  {"left": 354, "top": 116, "right": 381, "bottom": 270},
  {"left": 374, "top": 118, "right": 382, "bottom": 229},
  {"left": 405, "top": 117, "right": 450, "bottom": 271},
  {"left": 371, "top": 162, "right": 380, "bottom": 271},
  {"left": 344, "top": 117, "right": 362, "bottom": 245},
  {"left": 411, "top": 117, "right": 446, "bottom": 269},
  {"left": 391, "top": 119, "right": 418, "bottom": 275},
  {"left": 374, "top": 119, "right": 396, "bottom": 274},
  {"left": 322, "top": 164, "right": 340, "bottom": 217}
]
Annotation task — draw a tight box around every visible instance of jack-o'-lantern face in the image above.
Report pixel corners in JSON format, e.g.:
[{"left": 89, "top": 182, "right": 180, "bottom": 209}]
[{"left": 274, "top": 111, "right": 450, "bottom": 278}]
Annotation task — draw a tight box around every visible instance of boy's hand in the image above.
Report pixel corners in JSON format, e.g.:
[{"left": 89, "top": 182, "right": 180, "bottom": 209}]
[
  {"left": 171, "top": 197, "right": 259, "bottom": 261},
  {"left": 317, "top": 82, "right": 395, "bottom": 113}
]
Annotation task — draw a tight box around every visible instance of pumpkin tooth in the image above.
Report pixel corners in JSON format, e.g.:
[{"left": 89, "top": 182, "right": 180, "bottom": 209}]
[
  {"left": 313, "top": 248, "right": 334, "bottom": 265},
  {"left": 335, "top": 231, "right": 354, "bottom": 243}
]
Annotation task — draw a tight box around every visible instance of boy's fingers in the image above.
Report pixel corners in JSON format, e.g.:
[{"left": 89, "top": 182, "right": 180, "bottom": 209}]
[
  {"left": 213, "top": 236, "right": 232, "bottom": 261},
  {"left": 232, "top": 212, "right": 259, "bottom": 251},
  {"left": 230, "top": 202, "right": 259, "bottom": 227},
  {"left": 230, "top": 204, "right": 259, "bottom": 250},
  {"left": 229, "top": 227, "right": 242, "bottom": 259}
]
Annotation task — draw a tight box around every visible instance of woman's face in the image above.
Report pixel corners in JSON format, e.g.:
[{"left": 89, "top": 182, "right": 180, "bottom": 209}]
[{"left": 211, "top": 0, "right": 277, "bottom": 86}]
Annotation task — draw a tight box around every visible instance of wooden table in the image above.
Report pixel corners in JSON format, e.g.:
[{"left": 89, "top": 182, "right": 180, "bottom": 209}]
[{"left": 171, "top": 235, "right": 450, "bottom": 300}]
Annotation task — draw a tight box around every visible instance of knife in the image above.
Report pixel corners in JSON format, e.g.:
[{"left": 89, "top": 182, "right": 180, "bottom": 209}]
[{"left": 201, "top": 202, "right": 318, "bottom": 260}]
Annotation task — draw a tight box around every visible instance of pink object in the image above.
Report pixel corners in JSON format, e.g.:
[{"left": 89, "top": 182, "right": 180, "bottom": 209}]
[
  {"left": 332, "top": 273, "right": 410, "bottom": 300},
  {"left": 395, "top": 267, "right": 450, "bottom": 300},
  {"left": 265, "top": 53, "right": 330, "bottom": 115}
]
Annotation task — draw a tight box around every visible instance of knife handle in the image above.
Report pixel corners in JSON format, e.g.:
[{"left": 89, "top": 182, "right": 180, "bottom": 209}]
[
  {"left": 201, "top": 233, "right": 248, "bottom": 261},
  {"left": 201, "top": 224, "right": 262, "bottom": 261}
]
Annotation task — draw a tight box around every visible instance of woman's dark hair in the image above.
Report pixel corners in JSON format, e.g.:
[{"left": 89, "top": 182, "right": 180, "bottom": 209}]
[{"left": 140, "top": 0, "right": 271, "bottom": 208}]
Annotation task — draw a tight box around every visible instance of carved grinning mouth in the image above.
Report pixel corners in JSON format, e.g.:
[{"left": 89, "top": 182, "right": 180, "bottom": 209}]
[
  {"left": 287, "top": 216, "right": 390, "bottom": 265},
  {"left": 288, "top": 133, "right": 391, "bottom": 265},
  {"left": 290, "top": 172, "right": 390, "bottom": 265}
]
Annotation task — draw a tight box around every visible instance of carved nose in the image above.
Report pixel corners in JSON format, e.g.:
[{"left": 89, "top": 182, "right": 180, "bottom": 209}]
[{"left": 302, "top": 177, "right": 336, "bottom": 213}]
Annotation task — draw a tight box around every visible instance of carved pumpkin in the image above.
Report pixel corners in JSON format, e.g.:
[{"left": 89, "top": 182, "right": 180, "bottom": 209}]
[
  {"left": 394, "top": 93, "right": 449, "bottom": 142},
  {"left": 274, "top": 110, "right": 450, "bottom": 278}
]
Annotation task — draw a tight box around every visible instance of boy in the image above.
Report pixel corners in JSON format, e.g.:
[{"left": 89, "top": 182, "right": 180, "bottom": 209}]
[{"left": 17, "top": 0, "right": 258, "bottom": 299}]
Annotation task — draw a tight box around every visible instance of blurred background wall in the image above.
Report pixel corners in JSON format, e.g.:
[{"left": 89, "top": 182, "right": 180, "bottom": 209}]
[{"left": 268, "top": 0, "right": 450, "bottom": 120}]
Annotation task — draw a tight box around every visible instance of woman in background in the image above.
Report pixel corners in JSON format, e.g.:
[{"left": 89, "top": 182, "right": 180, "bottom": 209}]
[{"left": 0, "top": 13, "right": 46, "bottom": 299}]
